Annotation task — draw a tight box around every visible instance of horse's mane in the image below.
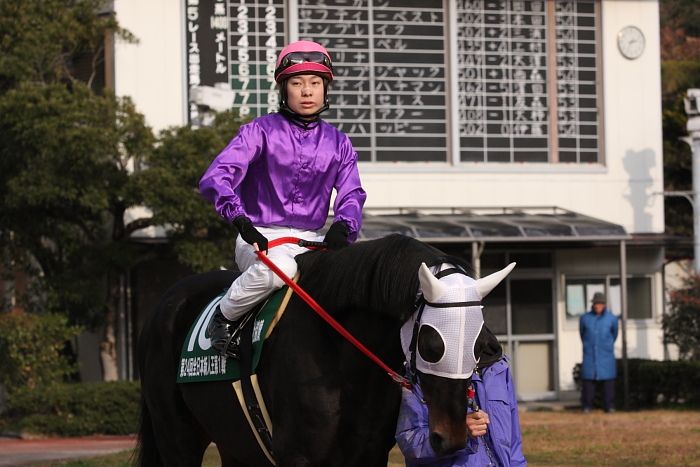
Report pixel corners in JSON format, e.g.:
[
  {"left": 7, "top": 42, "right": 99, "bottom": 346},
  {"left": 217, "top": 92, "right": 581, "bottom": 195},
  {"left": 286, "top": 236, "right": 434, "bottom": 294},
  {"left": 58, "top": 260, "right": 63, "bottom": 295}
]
[{"left": 295, "top": 234, "right": 474, "bottom": 323}]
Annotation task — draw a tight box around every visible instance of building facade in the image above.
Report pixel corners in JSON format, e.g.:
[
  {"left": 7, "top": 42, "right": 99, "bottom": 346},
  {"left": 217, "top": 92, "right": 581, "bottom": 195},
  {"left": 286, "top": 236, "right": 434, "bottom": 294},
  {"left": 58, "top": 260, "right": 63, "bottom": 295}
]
[{"left": 110, "top": 0, "right": 667, "bottom": 400}]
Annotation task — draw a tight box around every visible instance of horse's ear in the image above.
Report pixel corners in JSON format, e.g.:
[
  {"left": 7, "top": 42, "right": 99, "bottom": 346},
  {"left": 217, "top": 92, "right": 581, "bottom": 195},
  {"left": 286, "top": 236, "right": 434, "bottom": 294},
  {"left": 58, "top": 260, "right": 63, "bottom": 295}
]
[
  {"left": 418, "top": 262, "right": 445, "bottom": 302},
  {"left": 475, "top": 262, "right": 516, "bottom": 299}
]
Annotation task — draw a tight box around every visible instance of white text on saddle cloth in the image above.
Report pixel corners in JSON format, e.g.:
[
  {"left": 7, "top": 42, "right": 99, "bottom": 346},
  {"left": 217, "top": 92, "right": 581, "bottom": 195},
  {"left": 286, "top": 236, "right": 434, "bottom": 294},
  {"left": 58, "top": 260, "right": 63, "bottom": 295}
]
[{"left": 400, "top": 262, "right": 515, "bottom": 379}]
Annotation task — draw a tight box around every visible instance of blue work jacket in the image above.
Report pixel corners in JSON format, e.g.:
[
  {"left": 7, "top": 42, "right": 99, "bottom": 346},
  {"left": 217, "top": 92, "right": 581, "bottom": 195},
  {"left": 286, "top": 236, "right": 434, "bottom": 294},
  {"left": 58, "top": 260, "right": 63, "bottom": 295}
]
[
  {"left": 579, "top": 308, "right": 619, "bottom": 381},
  {"left": 395, "top": 359, "right": 527, "bottom": 467}
]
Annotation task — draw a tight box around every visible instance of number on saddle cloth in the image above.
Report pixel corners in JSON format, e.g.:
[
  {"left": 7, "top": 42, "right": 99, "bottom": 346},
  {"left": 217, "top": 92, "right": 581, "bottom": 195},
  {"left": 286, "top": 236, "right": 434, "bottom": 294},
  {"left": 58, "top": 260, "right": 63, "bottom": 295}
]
[{"left": 176, "top": 286, "right": 292, "bottom": 383}]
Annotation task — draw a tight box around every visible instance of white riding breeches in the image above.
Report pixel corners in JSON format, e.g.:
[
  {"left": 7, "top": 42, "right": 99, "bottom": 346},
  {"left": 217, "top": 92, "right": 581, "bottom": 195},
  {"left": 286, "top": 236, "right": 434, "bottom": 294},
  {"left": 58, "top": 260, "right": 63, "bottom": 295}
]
[{"left": 219, "top": 226, "right": 325, "bottom": 320}]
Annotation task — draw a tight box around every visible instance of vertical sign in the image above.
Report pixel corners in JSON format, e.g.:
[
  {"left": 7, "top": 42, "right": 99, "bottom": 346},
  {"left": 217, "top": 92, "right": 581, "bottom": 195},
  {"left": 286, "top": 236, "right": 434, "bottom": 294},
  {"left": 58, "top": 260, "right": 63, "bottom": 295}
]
[
  {"left": 185, "top": 0, "right": 230, "bottom": 125},
  {"left": 298, "top": 0, "right": 448, "bottom": 162},
  {"left": 229, "top": 0, "right": 286, "bottom": 118}
]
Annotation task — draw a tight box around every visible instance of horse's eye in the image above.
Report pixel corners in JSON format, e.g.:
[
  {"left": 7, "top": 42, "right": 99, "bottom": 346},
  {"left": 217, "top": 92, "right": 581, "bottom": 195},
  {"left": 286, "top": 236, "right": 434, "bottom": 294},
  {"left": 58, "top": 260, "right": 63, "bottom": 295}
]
[{"left": 417, "top": 325, "right": 445, "bottom": 363}]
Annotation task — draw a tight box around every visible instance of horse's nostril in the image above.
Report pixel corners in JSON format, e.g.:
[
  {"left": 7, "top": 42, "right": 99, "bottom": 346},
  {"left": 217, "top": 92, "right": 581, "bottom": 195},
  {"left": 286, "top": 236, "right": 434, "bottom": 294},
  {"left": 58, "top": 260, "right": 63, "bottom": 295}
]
[
  {"left": 430, "top": 431, "right": 462, "bottom": 457},
  {"left": 429, "top": 432, "right": 446, "bottom": 454}
]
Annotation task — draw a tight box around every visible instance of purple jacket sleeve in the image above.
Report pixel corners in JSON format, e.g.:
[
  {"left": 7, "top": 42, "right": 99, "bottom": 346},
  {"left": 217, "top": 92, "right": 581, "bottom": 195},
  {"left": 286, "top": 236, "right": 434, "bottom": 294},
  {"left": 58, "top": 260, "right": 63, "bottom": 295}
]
[
  {"left": 331, "top": 135, "right": 366, "bottom": 242},
  {"left": 395, "top": 386, "right": 477, "bottom": 466},
  {"left": 396, "top": 360, "right": 527, "bottom": 467},
  {"left": 198, "top": 122, "right": 259, "bottom": 223}
]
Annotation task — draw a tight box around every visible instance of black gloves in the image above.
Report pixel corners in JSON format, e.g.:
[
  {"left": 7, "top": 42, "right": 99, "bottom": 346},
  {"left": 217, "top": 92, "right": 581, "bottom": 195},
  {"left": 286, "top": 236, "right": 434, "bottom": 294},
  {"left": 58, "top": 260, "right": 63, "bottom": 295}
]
[
  {"left": 233, "top": 216, "right": 268, "bottom": 252},
  {"left": 323, "top": 221, "right": 350, "bottom": 249}
]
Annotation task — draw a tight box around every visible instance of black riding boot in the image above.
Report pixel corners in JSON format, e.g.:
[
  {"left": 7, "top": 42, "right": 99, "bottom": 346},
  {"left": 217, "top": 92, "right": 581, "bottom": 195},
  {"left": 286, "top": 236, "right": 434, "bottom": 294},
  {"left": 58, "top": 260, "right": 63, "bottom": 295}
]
[{"left": 207, "top": 306, "right": 245, "bottom": 360}]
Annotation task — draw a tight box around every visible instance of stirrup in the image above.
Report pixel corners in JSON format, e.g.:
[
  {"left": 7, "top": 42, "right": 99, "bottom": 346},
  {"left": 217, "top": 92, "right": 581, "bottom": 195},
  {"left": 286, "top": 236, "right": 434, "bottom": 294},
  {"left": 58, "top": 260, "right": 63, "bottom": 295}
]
[{"left": 208, "top": 307, "right": 251, "bottom": 360}]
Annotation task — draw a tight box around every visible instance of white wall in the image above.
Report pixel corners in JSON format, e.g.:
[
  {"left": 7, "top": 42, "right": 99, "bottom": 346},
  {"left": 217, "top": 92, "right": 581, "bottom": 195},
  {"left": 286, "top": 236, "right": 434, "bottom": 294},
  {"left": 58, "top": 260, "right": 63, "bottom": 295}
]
[{"left": 113, "top": 0, "right": 186, "bottom": 132}]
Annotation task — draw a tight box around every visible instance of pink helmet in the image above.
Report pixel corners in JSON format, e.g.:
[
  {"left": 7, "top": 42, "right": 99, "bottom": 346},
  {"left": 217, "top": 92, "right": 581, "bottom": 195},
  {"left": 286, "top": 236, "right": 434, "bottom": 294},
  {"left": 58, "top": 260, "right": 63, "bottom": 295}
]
[{"left": 274, "top": 40, "right": 334, "bottom": 83}]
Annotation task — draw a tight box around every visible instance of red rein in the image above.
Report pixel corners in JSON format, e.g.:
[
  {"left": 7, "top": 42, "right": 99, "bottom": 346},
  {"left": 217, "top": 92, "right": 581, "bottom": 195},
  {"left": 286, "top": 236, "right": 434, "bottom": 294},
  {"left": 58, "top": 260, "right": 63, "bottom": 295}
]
[{"left": 256, "top": 238, "right": 413, "bottom": 391}]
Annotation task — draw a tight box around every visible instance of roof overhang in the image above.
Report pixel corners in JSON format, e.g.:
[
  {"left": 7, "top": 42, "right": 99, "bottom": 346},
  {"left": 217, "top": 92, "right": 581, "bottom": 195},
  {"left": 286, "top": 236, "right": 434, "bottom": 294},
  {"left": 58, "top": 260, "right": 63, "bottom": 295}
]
[{"left": 355, "top": 207, "right": 631, "bottom": 244}]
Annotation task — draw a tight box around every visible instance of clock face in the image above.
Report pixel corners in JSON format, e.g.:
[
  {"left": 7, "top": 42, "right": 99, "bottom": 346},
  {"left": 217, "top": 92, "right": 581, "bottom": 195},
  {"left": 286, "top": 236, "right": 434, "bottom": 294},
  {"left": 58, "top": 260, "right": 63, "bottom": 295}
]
[{"left": 618, "top": 26, "right": 645, "bottom": 60}]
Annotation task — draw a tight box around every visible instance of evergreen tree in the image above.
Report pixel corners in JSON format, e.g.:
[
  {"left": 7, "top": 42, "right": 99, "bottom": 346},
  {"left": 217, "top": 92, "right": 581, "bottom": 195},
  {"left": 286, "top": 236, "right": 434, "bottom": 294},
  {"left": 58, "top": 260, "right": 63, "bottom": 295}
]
[{"left": 0, "top": 0, "right": 241, "bottom": 380}]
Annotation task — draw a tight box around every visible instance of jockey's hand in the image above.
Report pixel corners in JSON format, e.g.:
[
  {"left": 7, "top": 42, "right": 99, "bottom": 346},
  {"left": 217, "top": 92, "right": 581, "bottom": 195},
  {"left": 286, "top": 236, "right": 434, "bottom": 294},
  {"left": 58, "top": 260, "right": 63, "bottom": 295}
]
[
  {"left": 323, "top": 221, "right": 350, "bottom": 249},
  {"left": 466, "top": 410, "right": 490, "bottom": 438},
  {"left": 233, "top": 216, "right": 268, "bottom": 253}
]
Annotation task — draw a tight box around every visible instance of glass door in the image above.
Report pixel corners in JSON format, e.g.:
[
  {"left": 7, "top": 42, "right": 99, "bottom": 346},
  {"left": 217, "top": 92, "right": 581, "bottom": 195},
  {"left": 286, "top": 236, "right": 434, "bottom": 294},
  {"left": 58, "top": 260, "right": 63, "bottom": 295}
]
[{"left": 482, "top": 252, "right": 556, "bottom": 400}]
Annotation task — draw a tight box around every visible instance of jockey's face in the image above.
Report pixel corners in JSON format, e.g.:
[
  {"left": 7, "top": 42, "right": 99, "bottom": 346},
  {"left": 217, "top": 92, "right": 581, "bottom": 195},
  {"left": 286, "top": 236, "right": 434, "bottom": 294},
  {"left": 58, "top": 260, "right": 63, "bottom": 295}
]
[{"left": 285, "top": 74, "right": 325, "bottom": 120}]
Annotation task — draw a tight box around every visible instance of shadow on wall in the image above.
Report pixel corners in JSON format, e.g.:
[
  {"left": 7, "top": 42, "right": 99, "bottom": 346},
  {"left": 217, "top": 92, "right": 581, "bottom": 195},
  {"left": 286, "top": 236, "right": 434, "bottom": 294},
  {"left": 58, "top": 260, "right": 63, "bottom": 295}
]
[{"left": 622, "top": 148, "right": 656, "bottom": 233}]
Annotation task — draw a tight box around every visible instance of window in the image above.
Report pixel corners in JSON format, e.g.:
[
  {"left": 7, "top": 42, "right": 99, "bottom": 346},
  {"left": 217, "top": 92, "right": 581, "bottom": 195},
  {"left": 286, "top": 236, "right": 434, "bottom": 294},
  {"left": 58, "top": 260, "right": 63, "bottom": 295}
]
[{"left": 565, "top": 276, "right": 653, "bottom": 321}]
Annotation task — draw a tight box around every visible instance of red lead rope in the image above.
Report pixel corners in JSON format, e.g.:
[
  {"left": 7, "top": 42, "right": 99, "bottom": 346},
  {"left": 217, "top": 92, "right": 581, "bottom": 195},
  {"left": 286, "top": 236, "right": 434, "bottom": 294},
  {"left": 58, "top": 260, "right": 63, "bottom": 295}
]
[{"left": 256, "top": 237, "right": 413, "bottom": 391}]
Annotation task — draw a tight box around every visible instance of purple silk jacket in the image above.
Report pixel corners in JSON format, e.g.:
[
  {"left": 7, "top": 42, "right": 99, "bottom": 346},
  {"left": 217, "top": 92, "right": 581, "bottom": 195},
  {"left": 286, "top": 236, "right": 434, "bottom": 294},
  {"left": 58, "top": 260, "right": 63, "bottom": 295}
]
[{"left": 199, "top": 113, "right": 366, "bottom": 241}]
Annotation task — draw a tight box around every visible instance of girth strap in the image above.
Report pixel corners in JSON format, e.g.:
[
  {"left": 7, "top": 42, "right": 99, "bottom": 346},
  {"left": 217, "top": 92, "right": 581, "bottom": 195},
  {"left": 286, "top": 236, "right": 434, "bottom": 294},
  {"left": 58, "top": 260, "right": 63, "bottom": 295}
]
[{"left": 235, "top": 310, "right": 275, "bottom": 465}]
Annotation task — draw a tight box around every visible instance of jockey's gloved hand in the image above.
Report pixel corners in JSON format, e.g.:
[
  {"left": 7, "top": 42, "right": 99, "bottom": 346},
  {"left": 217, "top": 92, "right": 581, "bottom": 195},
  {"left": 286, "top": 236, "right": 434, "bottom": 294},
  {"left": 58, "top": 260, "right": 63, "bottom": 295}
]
[
  {"left": 233, "top": 216, "right": 268, "bottom": 252},
  {"left": 323, "top": 221, "right": 350, "bottom": 249}
]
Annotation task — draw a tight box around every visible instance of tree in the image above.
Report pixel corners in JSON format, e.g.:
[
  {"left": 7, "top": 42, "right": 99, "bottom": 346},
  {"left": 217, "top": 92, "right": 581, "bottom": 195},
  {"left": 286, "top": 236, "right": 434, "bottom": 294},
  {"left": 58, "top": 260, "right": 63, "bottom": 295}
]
[
  {"left": 659, "top": 0, "right": 700, "bottom": 237},
  {"left": 0, "top": 0, "right": 243, "bottom": 380},
  {"left": 0, "top": 311, "right": 83, "bottom": 393},
  {"left": 129, "top": 111, "right": 244, "bottom": 274},
  {"left": 664, "top": 275, "right": 700, "bottom": 360}
]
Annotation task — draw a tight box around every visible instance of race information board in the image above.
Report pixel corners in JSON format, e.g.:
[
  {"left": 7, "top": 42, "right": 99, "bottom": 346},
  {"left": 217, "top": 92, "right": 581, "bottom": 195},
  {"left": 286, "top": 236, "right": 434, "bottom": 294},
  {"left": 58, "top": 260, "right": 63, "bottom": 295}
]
[
  {"left": 185, "top": 0, "right": 601, "bottom": 165},
  {"left": 298, "top": 0, "right": 448, "bottom": 162},
  {"left": 457, "top": 0, "right": 600, "bottom": 163},
  {"left": 228, "top": 0, "right": 286, "bottom": 118},
  {"left": 185, "top": 0, "right": 285, "bottom": 124}
]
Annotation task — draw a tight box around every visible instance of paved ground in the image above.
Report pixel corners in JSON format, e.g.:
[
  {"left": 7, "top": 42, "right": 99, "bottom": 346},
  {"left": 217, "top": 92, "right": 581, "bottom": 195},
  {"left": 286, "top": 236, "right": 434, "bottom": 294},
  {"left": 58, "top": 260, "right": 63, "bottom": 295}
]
[{"left": 0, "top": 435, "right": 136, "bottom": 467}]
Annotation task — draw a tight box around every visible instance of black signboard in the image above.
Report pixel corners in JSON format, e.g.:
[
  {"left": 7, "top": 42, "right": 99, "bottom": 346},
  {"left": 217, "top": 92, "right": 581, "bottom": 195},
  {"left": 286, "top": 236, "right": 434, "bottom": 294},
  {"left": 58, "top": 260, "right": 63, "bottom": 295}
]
[
  {"left": 457, "top": 0, "right": 600, "bottom": 163},
  {"left": 185, "top": 0, "right": 230, "bottom": 124},
  {"left": 298, "top": 0, "right": 448, "bottom": 162}
]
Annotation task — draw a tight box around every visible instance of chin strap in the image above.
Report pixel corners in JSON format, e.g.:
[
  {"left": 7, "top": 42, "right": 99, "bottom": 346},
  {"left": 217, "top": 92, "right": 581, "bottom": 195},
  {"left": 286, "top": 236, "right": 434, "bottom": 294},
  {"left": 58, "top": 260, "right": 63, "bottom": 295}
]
[{"left": 278, "top": 107, "right": 322, "bottom": 130}]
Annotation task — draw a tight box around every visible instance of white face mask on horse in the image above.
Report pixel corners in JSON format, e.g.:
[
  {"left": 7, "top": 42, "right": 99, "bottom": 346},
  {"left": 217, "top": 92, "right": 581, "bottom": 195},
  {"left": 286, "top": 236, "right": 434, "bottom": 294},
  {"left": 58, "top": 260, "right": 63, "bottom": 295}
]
[{"left": 400, "top": 262, "right": 516, "bottom": 380}]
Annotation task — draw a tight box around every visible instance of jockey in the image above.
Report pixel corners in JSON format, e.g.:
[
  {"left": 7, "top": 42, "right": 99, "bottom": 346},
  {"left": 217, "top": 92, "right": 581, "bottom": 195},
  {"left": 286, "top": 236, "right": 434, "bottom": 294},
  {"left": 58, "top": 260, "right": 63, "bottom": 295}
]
[{"left": 199, "top": 40, "right": 367, "bottom": 359}]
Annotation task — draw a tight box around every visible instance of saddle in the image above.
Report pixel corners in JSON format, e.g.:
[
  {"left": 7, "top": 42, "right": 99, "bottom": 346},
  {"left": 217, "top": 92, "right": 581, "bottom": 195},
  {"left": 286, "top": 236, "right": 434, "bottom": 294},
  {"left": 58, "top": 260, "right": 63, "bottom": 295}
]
[
  {"left": 177, "top": 282, "right": 294, "bottom": 384},
  {"left": 177, "top": 282, "right": 296, "bottom": 465}
]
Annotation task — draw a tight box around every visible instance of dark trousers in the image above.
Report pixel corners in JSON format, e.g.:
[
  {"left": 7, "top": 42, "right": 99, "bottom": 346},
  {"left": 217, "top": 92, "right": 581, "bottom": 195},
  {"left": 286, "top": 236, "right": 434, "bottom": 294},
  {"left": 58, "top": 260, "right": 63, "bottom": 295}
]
[{"left": 581, "top": 379, "right": 615, "bottom": 411}]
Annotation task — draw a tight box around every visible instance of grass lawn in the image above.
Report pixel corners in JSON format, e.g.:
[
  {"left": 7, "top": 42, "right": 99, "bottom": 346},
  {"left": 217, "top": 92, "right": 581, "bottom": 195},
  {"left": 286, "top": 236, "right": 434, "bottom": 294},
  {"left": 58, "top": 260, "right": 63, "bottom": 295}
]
[{"left": 21, "top": 408, "right": 700, "bottom": 466}]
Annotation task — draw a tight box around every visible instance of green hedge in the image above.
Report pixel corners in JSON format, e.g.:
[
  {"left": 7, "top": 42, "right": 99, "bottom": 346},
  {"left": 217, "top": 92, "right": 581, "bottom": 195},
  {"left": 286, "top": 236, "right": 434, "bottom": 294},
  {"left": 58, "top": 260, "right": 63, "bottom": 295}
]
[
  {"left": 1, "top": 381, "right": 140, "bottom": 437},
  {"left": 0, "top": 311, "right": 82, "bottom": 394},
  {"left": 573, "top": 358, "right": 700, "bottom": 409}
]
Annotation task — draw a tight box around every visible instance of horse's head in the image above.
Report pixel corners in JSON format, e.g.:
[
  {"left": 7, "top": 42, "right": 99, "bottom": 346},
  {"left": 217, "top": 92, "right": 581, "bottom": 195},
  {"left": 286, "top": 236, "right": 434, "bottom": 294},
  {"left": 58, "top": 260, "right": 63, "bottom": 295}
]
[{"left": 400, "top": 261, "right": 515, "bottom": 456}]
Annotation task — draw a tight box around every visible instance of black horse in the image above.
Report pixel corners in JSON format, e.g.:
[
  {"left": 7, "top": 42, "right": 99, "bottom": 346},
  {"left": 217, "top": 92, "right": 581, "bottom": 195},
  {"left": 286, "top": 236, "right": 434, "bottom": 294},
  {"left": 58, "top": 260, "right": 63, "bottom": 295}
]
[{"left": 137, "top": 234, "right": 498, "bottom": 466}]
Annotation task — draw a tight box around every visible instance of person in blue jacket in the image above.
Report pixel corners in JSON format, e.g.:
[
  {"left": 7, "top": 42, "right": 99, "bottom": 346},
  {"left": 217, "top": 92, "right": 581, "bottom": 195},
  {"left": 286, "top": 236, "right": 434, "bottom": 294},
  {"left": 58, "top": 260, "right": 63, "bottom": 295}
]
[
  {"left": 395, "top": 328, "right": 527, "bottom": 467},
  {"left": 579, "top": 292, "right": 619, "bottom": 413}
]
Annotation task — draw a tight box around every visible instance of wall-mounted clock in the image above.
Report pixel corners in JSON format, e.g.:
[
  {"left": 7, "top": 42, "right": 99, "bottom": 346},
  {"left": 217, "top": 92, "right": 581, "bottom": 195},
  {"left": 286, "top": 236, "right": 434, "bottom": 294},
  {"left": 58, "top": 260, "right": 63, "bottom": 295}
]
[{"left": 618, "top": 26, "right": 645, "bottom": 60}]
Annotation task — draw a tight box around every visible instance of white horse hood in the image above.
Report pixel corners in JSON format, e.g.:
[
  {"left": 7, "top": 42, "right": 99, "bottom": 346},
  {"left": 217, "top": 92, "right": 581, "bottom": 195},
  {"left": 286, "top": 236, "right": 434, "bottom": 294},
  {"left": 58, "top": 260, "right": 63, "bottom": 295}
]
[{"left": 400, "top": 262, "right": 516, "bottom": 379}]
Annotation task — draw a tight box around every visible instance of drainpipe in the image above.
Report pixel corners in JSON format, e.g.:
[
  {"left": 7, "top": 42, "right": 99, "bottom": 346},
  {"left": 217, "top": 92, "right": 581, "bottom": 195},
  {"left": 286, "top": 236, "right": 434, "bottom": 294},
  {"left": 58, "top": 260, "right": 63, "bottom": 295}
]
[{"left": 683, "top": 89, "right": 700, "bottom": 273}]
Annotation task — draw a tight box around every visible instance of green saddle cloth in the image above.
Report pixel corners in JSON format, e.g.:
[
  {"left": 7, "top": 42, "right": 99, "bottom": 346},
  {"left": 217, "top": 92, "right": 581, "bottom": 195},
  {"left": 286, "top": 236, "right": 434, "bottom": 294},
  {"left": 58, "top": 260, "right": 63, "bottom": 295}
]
[{"left": 176, "top": 286, "right": 289, "bottom": 383}]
